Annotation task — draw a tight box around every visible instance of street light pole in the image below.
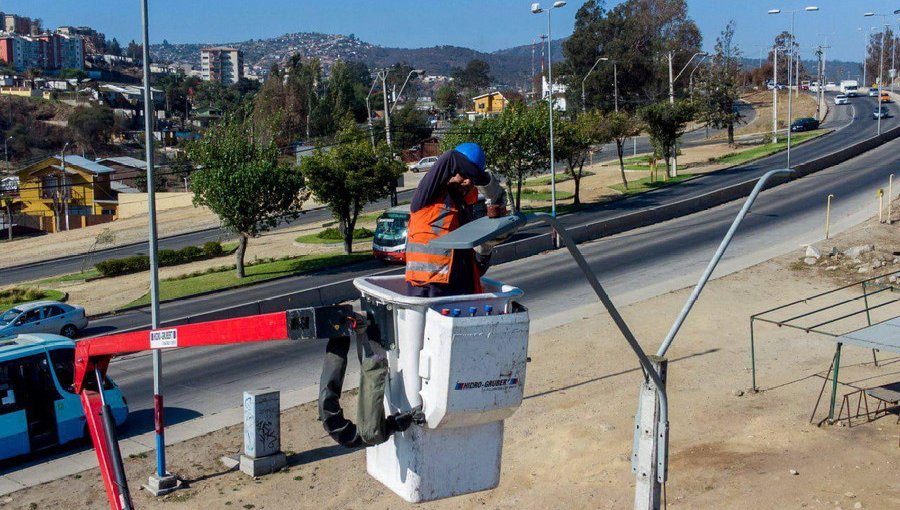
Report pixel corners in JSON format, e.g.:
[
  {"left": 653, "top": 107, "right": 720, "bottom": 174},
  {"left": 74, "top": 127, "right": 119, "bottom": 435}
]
[
  {"left": 581, "top": 57, "right": 619, "bottom": 111},
  {"left": 688, "top": 55, "right": 708, "bottom": 102},
  {"left": 773, "top": 46, "right": 780, "bottom": 143},
  {"left": 769, "top": 6, "right": 819, "bottom": 169},
  {"left": 60, "top": 142, "right": 70, "bottom": 232},
  {"left": 532, "top": 1, "right": 566, "bottom": 218},
  {"left": 365, "top": 76, "right": 378, "bottom": 148},
  {"left": 668, "top": 51, "right": 707, "bottom": 176},
  {"left": 140, "top": 0, "right": 178, "bottom": 496},
  {"left": 864, "top": 12, "right": 895, "bottom": 135}
]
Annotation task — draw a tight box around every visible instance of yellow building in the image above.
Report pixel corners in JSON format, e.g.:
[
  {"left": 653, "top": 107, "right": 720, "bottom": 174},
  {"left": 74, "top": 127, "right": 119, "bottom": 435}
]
[
  {"left": 14, "top": 155, "right": 118, "bottom": 233},
  {"left": 471, "top": 91, "right": 510, "bottom": 115}
]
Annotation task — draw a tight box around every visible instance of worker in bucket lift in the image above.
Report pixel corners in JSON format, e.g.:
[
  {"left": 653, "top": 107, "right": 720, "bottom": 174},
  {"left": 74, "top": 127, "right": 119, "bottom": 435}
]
[{"left": 405, "top": 143, "right": 508, "bottom": 297}]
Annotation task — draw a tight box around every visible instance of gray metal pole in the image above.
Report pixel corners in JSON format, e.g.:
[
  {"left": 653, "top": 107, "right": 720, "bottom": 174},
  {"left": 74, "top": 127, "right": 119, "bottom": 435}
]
[
  {"left": 547, "top": 9, "right": 556, "bottom": 218},
  {"left": 657, "top": 168, "right": 794, "bottom": 357},
  {"left": 786, "top": 13, "right": 794, "bottom": 169},
  {"left": 863, "top": 28, "right": 868, "bottom": 89},
  {"left": 613, "top": 61, "right": 618, "bottom": 113},
  {"left": 381, "top": 71, "right": 392, "bottom": 147},
  {"left": 891, "top": 24, "right": 897, "bottom": 94},
  {"left": 773, "top": 47, "right": 778, "bottom": 143},
  {"left": 140, "top": 0, "right": 167, "bottom": 483},
  {"left": 878, "top": 26, "right": 885, "bottom": 135}
]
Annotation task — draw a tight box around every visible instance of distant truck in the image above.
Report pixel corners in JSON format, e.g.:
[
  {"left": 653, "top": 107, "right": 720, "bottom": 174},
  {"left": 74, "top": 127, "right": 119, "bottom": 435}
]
[{"left": 840, "top": 80, "right": 859, "bottom": 97}]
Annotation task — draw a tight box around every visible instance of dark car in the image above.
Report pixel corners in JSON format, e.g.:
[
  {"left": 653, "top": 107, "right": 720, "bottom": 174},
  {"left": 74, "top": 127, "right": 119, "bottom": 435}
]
[
  {"left": 790, "top": 117, "right": 819, "bottom": 132},
  {"left": 873, "top": 107, "right": 890, "bottom": 119}
]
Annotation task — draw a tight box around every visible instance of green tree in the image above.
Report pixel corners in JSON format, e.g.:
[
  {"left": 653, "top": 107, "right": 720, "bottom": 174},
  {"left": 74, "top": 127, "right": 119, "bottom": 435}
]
[
  {"left": 68, "top": 105, "right": 116, "bottom": 153},
  {"left": 107, "top": 38, "right": 122, "bottom": 56},
  {"left": 639, "top": 100, "right": 695, "bottom": 178},
  {"left": 388, "top": 103, "right": 433, "bottom": 150},
  {"left": 698, "top": 20, "right": 743, "bottom": 145},
  {"left": 126, "top": 40, "right": 142, "bottom": 61},
  {"left": 555, "top": 111, "right": 609, "bottom": 204},
  {"left": 435, "top": 84, "right": 460, "bottom": 110},
  {"left": 443, "top": 102, "right": 551, "bottom": 212},
  {"left": 562, "top": 0, "right": 702, "bottom": 110},
  {"left": 58, "top": 68, "right": 88, "bottom": 81},
  {"left": 450, "top": 59, "right": 493, "bottom": 90},
  {"left": 607, "top": 111, "right": 643, "bottom": 188},
  {"left": 301, "top": 122, "right": 404, "bottom": 254},
  {"left": 187, "top": 116, "right": 307, "bottom": 277}
]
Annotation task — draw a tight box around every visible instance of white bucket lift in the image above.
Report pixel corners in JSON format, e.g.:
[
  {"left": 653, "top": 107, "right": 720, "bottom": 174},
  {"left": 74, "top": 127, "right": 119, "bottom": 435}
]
[{"left": 354, "top": 276, "right": 528, "bottom": 502}]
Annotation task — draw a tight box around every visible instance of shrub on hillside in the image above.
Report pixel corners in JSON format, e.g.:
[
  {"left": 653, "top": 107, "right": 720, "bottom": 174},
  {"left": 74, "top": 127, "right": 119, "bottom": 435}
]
[
  {"left": 94, "top": 241, "right": 227, "bottom": 277},
  {"left": 202, "top": 241, "right": 224, "bottom": 257}
]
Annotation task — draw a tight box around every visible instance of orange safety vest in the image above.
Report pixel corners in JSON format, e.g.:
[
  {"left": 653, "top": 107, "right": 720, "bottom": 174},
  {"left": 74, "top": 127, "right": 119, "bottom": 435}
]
[{"left": 405, "top": 191, "right": 482, "bottom": 292}]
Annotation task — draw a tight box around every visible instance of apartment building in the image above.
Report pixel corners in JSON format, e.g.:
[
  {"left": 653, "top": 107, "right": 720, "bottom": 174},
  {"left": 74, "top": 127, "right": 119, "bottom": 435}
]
[
  {"left": 0, "top": 33, "right": 84, "bottom": 72},
  {"left": 200, "top": 47, "right": 243, "bottom": 85}
]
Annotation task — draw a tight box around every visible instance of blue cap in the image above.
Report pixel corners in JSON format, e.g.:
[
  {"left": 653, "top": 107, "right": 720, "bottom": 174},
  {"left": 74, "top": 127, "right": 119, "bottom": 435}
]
[{"left": 454, "top": 143, "right": 486, "bottom": 172}]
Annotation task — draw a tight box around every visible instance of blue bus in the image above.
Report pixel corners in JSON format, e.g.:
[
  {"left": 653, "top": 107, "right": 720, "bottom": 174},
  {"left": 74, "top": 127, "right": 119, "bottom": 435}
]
[{"left": 0, "top": 334, "right": 128, "bottom": 461}]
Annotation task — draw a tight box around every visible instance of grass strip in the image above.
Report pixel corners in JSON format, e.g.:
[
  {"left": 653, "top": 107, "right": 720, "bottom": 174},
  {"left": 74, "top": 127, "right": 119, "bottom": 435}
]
[
  {"left": 123, "top": 252, "right": 370, "bottom": 308},
  {"left": 294, "top": 227, "right": 374, "bottom": 245},
  {"left": 610, "top": 174, "right": 696, "bottom": 196},
  {"left": 0, "top": 287, "right": 66, "bottom": 309},
  {"left": 520, "top": 189, "right": 575, "bottom": 201},
  {"left": 37, "top": 268, "right": 102, "bottom": 285},
  {"left": 712, "top": 129, "right": 828, "bottom": 165}
]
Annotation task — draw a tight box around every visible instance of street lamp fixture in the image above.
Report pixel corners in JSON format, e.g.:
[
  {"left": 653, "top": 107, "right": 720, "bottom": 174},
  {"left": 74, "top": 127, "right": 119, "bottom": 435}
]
[
  {"left": 531, "top": 1, "right": 566, "bottom": 219},
  {"left": 767, "top": 6, "right": 820, "bottom": 169},
  {"left": 581, "top": 57, "right": 619, "bottom": 112},
  {"left": 863, "top": 12, "right": 891, "bottom": 134}
]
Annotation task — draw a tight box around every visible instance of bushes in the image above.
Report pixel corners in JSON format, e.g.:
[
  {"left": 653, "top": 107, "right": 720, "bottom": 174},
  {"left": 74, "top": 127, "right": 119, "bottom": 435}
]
[
  {"left": 203, "top": 241, "right": 224, "bottom": 257},
  {"left": 95, "top": 241, "right": 228, "bottom": 277},
  {"left": 95, "top": 255, "right": 150, "bottom": 276},
  {"left": 316, "top": 227, "right": 373, "bottom": 240}
]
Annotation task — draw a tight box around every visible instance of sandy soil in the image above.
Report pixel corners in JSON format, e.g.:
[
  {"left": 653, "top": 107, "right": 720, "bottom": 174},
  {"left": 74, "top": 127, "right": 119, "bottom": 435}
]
[{"left": 5, "top": 208, "right": 898, "bottom": 509}]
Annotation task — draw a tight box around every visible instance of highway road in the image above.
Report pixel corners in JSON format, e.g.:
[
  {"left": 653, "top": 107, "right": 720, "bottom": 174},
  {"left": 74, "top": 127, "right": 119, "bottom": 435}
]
[
  {"left": 93, "top": 116, "right": 899, "bottom": 441},
  {"left": 2, "top": 93, "right": 847, "bottom": 286}
]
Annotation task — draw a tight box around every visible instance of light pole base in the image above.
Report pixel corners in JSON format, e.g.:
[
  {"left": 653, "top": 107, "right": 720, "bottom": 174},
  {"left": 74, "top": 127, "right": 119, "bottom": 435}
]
[{"left": 143, "top": 472, "right": 180, "bottom": 496}]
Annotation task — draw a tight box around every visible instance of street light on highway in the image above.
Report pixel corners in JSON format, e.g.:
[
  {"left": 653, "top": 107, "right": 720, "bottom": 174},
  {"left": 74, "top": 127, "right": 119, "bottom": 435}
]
[
  {"left": 864, "top": 12, "right": 892, "bottom": 135},
  {"left": 688, "top": 54, "right": 708, "bottom": 102},
  {"left": 531, "top": 1, "right": 566, "bottom": 218},
  {"left": 668, "top": 51, "right": 708, "bottom": 104},
  {"left": 768, "top": 6, "right": 819, "bottom": 169},
  {"left": 581, "top": 56, "right": 617, "bottom": 112}
]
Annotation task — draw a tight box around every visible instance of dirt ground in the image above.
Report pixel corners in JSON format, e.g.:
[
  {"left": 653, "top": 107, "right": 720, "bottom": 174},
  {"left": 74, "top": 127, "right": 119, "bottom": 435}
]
[{"left": 5, "top": 206, "right": 898, "bottom": 509}]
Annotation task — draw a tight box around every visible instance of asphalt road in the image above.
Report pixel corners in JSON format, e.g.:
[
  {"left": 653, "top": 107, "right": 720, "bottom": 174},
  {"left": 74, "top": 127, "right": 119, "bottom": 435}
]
[
  {"left": 95, "top": 117, "right": 900, "bottom": 440},
  {"left": 0, "top": 93, "right": 846, "bottom": 286}
]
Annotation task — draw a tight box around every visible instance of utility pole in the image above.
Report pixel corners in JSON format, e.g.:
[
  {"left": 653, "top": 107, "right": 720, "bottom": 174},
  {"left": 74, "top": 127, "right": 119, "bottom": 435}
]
[
  {"left": 773, "top": 46, "right": 779, "bottom": 143},
  {"left": 668, "top": 51, "right": 675, "bottom": 104},
  {"left": 140, "top": 0, "right": 179, "bottom": 497}
]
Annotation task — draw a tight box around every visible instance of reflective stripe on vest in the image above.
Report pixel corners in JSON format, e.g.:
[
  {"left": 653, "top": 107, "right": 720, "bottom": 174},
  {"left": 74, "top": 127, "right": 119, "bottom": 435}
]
[{"left": 405, "top": 195, "right": 458, "bottom": 285}]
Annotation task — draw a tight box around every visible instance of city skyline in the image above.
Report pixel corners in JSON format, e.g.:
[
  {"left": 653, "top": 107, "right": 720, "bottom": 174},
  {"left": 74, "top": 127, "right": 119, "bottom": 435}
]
[{"left": 0, "top": 0, "right": 895, "bottom": 63}]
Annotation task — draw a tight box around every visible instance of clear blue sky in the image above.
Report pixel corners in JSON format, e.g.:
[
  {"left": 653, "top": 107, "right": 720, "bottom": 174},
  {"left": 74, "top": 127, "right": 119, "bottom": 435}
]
[{"left": 1, "top": 1, "right": 892, "bottom": 63}]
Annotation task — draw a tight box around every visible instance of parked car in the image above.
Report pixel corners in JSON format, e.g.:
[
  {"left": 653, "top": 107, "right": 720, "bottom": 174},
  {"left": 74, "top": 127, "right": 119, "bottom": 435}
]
[
  {"left": 868, "top": 88, "right": 880, "bottom": 97},
  {"left": 880, "top": 93, "right": 892, "bottom": 103},
  {"left": 408, "top": 156, "right": 438, "bottom": 173},
  {"left": 790, "top": 117, "right": 820, "bottom": 132},
  {"left": 873, "top": 107, "right": 890, "bottom": 119},
  {"left": 834, "top": 94, "right": 849, "bottom": 105},
  {"left": 0, "top": 334, "right": 128, "bottom": 461},
  {"left": 0, "top": 301, "right": 88, "bottom": 339}
]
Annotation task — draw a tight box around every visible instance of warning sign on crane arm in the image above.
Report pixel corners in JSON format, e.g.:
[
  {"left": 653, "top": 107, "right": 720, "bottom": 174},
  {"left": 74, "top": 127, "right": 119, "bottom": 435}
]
[{"left": 150, "top": 329, "right": 178, "bottom": 349}]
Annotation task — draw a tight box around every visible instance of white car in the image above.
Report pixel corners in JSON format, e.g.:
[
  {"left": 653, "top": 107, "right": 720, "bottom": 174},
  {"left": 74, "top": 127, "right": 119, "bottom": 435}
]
[
  {"left": 868, "top": 88, "right": 880, "bottom": 97},
  {"left": 0, "top": 301, "right": 88, "bottom": 338},
  {"left": 408, "top": 156, "right": 438, "bottom": 173},
  {"left": 834, "top": 94, "right": 849, "bottom": 105}
]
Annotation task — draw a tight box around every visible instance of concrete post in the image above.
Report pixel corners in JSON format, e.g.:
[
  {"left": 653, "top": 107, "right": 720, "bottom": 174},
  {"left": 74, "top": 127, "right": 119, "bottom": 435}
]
[{"left": 240, "top": 390, "right": 287, "bottom": 476}]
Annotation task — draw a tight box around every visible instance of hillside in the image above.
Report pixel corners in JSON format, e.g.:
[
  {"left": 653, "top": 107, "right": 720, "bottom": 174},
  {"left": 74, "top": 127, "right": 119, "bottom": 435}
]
[{"left": 150, "top": 32, "right": 566, "bottom": 86}]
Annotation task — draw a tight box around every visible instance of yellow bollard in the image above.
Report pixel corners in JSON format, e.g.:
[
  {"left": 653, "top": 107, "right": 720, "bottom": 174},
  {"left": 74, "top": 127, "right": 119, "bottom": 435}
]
[{"left": 825, "top": 194, "right": 834, "bottom": 239}]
